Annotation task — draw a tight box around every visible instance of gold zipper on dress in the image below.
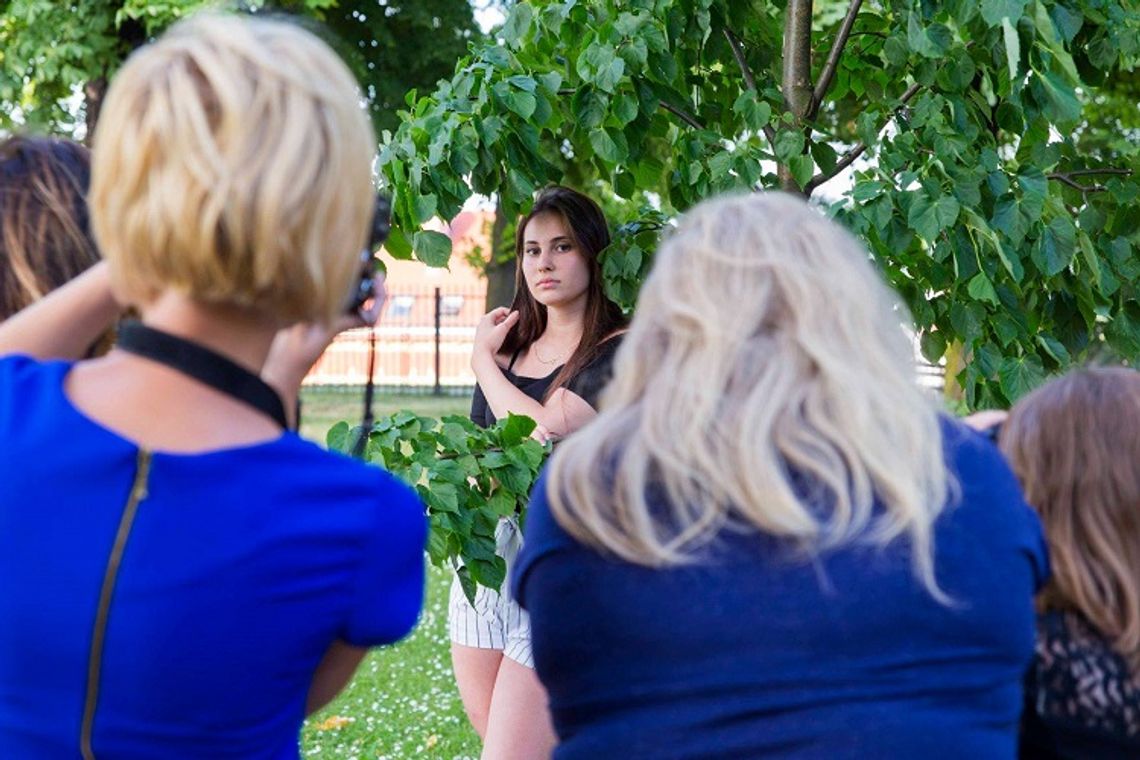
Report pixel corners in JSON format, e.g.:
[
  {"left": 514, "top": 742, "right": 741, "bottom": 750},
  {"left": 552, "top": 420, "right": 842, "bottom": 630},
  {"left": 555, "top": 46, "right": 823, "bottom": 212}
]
[{"left": 80, "top": 448, "right": 152, "bottom": 760}]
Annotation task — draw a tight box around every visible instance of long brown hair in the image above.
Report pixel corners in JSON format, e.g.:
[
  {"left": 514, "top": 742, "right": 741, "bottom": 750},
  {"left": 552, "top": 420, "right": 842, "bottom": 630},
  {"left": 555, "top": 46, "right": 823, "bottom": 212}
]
[
  {"left": 0, "top": 136, "right": 100, "bottom": 320},
  {"left": 1000, "top": 366, "right": 1140, "bottom": 669},
  {"left": 500, "top": 186, "right": 625, "bottom": 400}
]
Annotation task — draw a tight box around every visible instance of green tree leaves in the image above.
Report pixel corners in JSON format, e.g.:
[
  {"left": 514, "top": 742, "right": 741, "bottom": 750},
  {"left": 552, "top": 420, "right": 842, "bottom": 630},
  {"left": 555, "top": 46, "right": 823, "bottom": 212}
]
[
  {"left": 412, "top": 230, "right": 453, "bottom": 267},
  {"left": 909, "top": 194, "right": 961, "bottom": 241},
  {"left": 0, "top": 0, "right": 483, "bottom": 136},
  {"left": 981, "top": 0, "right": 1030, "bottom": 27},
  {"left": 1031, "top": 70, "right": 1082, "bottom": 125},
  {"left": 998, "top": 354, "right": 1046, "bottom": 402},
  {"left": 577, "top": 41, "right": 626, "bottom": 93},
  {"left": 1034, "top": 216, "right": 1076, "bottom": 277},
  {"left": 327, "top": 412, "right": 549, "bottom": 599},
  {"left": 379, "top": 0, "right": 1140, "bottom": 408}
]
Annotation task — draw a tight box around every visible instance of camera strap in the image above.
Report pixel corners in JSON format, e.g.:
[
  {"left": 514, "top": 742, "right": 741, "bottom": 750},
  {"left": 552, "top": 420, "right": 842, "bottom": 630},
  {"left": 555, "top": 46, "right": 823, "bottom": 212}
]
[{"left": 116, "top": 320, "right": 289, "bottom": 430}]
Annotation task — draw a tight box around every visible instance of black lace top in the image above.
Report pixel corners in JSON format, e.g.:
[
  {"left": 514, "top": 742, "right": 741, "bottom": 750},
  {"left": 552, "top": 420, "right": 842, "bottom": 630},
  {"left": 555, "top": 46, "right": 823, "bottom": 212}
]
[{"left": 1020, "top": 610, "right": 1140, "bottom": 759}]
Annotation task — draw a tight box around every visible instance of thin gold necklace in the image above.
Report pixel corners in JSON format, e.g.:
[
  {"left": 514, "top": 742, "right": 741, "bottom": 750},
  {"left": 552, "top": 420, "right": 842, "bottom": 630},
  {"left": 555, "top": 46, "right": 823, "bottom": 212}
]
[{"left": 532, "top": 343, "right": 566, "bottom": 365}]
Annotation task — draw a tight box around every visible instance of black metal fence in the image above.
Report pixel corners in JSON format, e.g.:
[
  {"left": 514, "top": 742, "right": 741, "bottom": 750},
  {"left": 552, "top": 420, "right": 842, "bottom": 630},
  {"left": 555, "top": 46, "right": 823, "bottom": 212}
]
[{"left": 305, "top": 286, "right": 484, "bottom": 393}]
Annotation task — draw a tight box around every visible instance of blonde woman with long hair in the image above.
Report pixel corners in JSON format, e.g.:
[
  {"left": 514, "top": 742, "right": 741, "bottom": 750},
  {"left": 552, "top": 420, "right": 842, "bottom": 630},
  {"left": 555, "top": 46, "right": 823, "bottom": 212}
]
[
  {"left": 0, "top": 14, "right": 424, "bottom": 757},
  {"left": 997, "top": 367, "right": 1140, "bottom": 758},
  {"left": 511, "top": 192, "right": 1049, "bottom": 759}
]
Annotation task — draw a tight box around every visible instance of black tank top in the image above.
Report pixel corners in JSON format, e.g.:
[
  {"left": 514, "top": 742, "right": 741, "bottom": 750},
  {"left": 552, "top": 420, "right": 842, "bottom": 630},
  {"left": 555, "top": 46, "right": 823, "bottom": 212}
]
[{"left": 469, "top": 336, "right": 622, "bottom": 428}]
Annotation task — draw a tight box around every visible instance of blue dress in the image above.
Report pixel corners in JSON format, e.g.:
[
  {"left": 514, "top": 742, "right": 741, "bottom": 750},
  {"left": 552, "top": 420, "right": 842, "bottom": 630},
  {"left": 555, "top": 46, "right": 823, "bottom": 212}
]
[
  {"left": 513, "top": 418, "right": 1050, "bottom": 759},
  {"left": 0, "top": 355, "right": 426, "bottom": 758}
]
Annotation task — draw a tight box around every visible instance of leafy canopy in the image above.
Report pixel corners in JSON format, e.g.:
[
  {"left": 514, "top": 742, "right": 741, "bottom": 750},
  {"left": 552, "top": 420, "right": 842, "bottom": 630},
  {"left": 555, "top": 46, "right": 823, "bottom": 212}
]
[
  {"left": 379, "top": 0, "right": 1140, "bottom": 408},
  {"left": 0, "top": 0, "right": 481, "bottom": 136}
]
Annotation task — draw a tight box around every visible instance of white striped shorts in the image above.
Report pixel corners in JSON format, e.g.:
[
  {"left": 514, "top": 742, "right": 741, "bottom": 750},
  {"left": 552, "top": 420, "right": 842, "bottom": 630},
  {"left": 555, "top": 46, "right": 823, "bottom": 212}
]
[{"left": 447, "top": 518, "right": 533, "bottom": 668}]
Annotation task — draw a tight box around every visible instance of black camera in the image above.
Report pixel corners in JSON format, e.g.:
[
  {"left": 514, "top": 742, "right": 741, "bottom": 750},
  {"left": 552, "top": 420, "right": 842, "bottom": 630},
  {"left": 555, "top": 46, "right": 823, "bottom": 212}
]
[{"left": 348, "top": 194, "right": 392, "bottom": 315}]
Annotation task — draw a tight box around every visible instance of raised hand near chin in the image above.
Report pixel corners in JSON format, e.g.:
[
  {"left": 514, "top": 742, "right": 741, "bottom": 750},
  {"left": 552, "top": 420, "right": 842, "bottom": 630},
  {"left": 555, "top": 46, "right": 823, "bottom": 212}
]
[{"left": 473, "top": 307, "right": 520, "bottom": 358}]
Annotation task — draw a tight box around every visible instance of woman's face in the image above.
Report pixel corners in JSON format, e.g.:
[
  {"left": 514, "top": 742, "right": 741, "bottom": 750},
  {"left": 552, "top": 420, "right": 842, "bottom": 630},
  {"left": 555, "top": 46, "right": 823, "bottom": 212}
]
[{"left": 521, "top": 211, "right": 591, "bottom": 311}]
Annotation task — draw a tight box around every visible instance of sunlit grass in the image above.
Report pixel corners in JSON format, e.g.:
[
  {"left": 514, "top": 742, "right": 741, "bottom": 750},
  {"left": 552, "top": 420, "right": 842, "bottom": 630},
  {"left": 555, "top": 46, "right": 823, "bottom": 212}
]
[
  {"left": 298, "top": 386, "right": 472, "bottom": 444},
  {"left": 301, "top": 565, "right": 481, "bottom": 759}
]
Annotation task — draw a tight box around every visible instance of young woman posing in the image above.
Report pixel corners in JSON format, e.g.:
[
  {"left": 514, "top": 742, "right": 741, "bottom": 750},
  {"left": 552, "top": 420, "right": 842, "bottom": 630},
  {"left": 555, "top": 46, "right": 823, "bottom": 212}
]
[{"left": 453, "top": 186, "right": 625, "bottom": 759}]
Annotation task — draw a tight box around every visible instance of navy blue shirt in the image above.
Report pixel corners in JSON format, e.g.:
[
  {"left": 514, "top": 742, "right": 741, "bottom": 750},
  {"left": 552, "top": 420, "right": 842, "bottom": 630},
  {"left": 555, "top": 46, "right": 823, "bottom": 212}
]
[
  {"left": 513, "top": 418, "right": 1049, "bottom": 759},
  {"left": 0, "top": 356, "right": 426, "bottom": 758}
]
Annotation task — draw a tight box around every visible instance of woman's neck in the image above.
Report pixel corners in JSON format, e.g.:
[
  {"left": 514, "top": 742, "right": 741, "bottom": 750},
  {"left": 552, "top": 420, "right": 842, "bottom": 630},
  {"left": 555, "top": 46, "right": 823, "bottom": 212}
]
[
  {"left": 136, "top": 291, "right": 280, "bottom": 374},
  {"left": 542, "top": 299, "right": 586, "bottom": 344}
]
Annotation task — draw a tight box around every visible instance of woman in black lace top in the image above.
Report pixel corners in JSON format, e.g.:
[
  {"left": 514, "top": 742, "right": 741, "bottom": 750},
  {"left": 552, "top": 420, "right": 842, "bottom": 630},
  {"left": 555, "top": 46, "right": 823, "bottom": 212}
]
[
  {"left": 453, "top": 186, "right": 626, "bottom": 758},
  {"left": 999, "top": 367, "right": 1140, "bottom": 759}
]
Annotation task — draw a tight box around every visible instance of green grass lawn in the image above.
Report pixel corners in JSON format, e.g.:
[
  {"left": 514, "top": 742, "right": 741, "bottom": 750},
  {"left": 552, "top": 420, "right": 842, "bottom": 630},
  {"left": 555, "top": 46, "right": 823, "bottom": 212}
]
[
  {"left": 298, "top": 386, "right": 472, "bottom": 444},
  {"left": 301, "top": 565, "right": 481, "bottom": 759},
  {"left": 298, "top": 387, "right": 482, "bottom": 759}
]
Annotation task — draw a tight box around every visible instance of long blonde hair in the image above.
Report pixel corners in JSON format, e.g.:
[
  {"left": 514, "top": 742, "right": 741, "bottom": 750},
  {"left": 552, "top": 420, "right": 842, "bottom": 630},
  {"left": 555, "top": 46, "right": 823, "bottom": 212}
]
[
  {"left": 548, "top": 192, "right": 950, "bottom": 594},
  {"left": 1000, "top": 367, "right": 1140, "bottom": 669}
]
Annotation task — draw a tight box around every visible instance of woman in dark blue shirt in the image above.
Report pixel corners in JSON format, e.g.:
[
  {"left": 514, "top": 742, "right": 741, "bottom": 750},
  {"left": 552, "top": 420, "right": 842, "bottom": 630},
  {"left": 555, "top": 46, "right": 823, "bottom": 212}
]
[
  {"left": 513, "top": 192, "right": 1049, "bottom": 759},
  {"left": 0, "top": 14, "right": 424, "bottom": 758}
]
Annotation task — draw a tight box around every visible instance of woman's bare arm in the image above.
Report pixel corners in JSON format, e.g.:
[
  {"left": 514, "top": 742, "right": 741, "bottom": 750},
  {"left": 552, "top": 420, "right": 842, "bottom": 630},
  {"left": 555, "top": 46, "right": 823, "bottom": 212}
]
[
  {"left": 306, "top": 640, "right": 368, "bottom": 716},
  {"left": 474, "top": 350, "right": 597, "bottom": 436},
  {"left": 471, "top": 308, "right": 600, "bottom": 435},
  {"left": 0, "top": 262, "right": 121, "bottom": 360}
]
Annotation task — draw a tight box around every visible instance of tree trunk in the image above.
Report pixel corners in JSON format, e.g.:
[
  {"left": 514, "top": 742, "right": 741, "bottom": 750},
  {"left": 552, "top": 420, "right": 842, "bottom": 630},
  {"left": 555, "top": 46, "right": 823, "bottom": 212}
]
[
  {"left": 83, "top": 17, "right": 147, "bottom": 144},
  {"left": 484, "top": 196, "right": 516, "bottom": 310},
  {"left": 943, "top": 340, "right": 966, "bottom": 404},
  {"left": 83, "top": 77, "right": 107, "bottom": 145},
  {"left": 780, "top": 0, "right": 814, "bottom": 194}
]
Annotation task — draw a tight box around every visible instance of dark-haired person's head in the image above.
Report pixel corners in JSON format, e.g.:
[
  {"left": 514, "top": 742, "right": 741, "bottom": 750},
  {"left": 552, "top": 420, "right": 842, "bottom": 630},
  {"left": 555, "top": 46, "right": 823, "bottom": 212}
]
[
  {"left": 503, "top": 185, "right": 625, "bottom": 394},
  {"left": 1000, "top": 366, "right": 1140, "bottom": 669},
  {"left": 0, "top": 136, "right": 100, "bottom": 320}
]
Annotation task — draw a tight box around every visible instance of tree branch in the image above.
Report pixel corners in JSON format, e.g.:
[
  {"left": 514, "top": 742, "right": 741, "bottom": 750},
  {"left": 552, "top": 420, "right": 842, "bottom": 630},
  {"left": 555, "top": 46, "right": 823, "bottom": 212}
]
[
  {"left": 780, "top": 0, "right": 815, "bottom": 192},
  {"left": 723, "top": 28, "right": 756, "bottom": 92},
  {"left": 782, "top": 0, "right": 814, "bottom": 121},
  {"left": 804, "top": 81, "right": 921, "bottom": 195},
  {"left": 1047, "top": 168, "right": 1132, "bottom": 193},
  {"left": 810, "top": 0, "right": 864, "bottom": 120},
  {"left": 556, "top": 88, "right": 705, "bottom": 131},
  {"left": 1048, "top": 174, "right": 1107, "bottom": 193},
  {"left": 1051, "top": 168, "right": 1132, "bottom": 178},
  {"left": 723, "top": 28, "right": 776, "bottom": 144},
  {"left": 659, "top": 100, "right": 705, "bottom": 130}
]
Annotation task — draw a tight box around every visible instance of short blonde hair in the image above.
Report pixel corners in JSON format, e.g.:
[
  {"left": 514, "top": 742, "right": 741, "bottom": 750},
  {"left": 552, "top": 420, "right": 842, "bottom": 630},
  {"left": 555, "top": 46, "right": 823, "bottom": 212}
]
[
  {"left": 549, "top": 192, "right": 950, "bottom": 595},
  {"left": 90, "top": 13, "right": 376, "bottom": 323}
]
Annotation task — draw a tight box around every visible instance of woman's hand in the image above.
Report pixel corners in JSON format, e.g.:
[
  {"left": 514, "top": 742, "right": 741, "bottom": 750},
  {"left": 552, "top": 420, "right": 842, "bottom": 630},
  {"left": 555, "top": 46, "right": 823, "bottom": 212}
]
[
  {"left": 473, "top": 307, "right": 519, "bottom": 360},
  {"left": 262, "top": 316, "right": 361, "bottom": 431},
  {"left": 263, "top": 316, "right": 358, "bottom": 392},
  {"left": 963, "top": 409, "right": 1008, "bottom": 433},
  {"left": 262, "top": 272, "right": 385, "bottom": 425}
]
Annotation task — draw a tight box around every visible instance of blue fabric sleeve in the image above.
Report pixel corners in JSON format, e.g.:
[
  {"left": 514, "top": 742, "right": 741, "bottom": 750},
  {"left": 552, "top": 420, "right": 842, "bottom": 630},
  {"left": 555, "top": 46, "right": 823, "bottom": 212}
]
[
  {"left": 0, "top": 354, "right": 36, "bottom": 426},
  {"left": 342, "top": 472, "right": 428, "bottom": 647},
  {"left": 512, "top": 467, "right": 575, "bottom": 609},
  {"left": 0, "top": 355, "right": 74, "bottom": 441},
  {"left": 943, "top": 416, "right": 1051, "bottom": 590}
]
